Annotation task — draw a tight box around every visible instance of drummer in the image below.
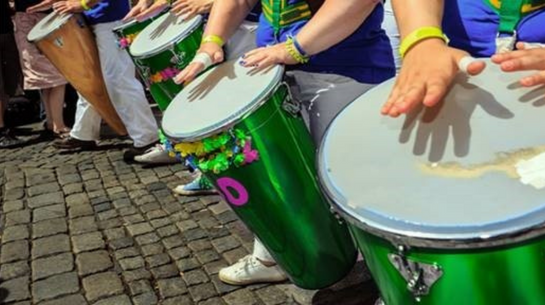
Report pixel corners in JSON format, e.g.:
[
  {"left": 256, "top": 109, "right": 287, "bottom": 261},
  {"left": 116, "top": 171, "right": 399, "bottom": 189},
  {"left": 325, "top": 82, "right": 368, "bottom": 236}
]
[
  {"left": 381, "top": 0, "right": 545, "bottom": 118},
  {"left": 28, "top": 0, "right": 161, "bottom": 163},
  {"left": 175, "top": 0, "right": 395, "bottom": 285}
]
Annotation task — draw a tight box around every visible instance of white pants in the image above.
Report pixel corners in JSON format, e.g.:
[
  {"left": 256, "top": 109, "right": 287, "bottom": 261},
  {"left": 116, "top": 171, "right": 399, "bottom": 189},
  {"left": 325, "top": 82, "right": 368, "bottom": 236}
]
[
  {"left": 253, "top": 71, "right": 375, "bottom": 263},
  {"left": 383, "top": 0, "right": 401, "bottom": 72},
  {"left": 225, "top": 21, "right": 258, "bottom": 60},
  {"left": 70, "top": 21, "right": 158, "bottom": 147}
]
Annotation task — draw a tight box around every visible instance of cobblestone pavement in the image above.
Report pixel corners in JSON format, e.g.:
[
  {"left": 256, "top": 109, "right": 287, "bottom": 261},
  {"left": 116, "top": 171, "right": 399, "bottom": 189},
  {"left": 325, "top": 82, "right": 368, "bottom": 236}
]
[{"left": 0, "top": 125, "right": 378, "bottom": 305}]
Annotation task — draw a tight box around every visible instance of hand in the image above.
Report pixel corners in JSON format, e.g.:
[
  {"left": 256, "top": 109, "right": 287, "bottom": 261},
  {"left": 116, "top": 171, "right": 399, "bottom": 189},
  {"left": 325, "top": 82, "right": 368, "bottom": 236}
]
[
  {"left": 134, "top": 0, "right": 168, "bottom": 22},
  {"left": 240, "top": 43, "right": 298, "bottom": 69},
  {"left": 173, "top": 42, "right": 224, "bottom": 84},
  {"left": 52, "top": 0, "right": 85, "bottom": 14},
  {"left": 381, "top": 39, "right": 486, "bottom": 118},
  {"left": 171, "top": 0, "right": 213, "bottom": 20},
  {"left": 491, "top": 42, "right": 545, "bottom": 88},
  {"left": 26, "top": 0, "right": 60, "bottom": 13},
  {"left": 123, "top": 0, "right": 152, "bottom": 21}
]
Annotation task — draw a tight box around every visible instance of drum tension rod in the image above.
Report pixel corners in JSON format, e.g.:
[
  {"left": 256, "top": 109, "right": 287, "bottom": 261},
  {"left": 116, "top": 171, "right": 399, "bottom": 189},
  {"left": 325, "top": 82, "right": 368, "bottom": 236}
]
[{"left": 388, "top": 245, "right": 443, "bottom": 302}]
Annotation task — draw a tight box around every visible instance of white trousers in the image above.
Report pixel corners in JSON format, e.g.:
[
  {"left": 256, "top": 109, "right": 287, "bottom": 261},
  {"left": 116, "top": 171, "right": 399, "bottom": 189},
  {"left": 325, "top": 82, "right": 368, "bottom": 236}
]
[
  {"left": 225, "top": 21, "right": 258, "bottom": 60},
  {"left": 383, "top": 0, "right": 401, "bottom": 72},
  {"left": 70, "top": 21, "right": 158, "bottom": 147}
]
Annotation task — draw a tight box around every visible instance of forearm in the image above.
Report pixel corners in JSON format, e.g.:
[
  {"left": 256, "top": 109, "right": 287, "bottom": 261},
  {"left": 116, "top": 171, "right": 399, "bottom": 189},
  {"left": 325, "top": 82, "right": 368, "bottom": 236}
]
[
  {"left": 204, "top": 0, "right": 257, "bottom": 42},
  {"left": 296, "top": 0, "right": 379, "bottom": 56},
  {"left": 392, "top": 0, "right": 443, "bottom": 38}
]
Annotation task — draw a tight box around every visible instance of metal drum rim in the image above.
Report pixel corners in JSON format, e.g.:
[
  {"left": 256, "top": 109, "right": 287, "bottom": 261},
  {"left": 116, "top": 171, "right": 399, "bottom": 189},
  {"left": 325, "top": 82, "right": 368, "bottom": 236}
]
[
  {"left": 162, "top": 63, "right": 285, "bottom": 143},
  {"left": 112, "top": 19, "right": 139, "bottom": 32},
  {"left": 317, "top": 94, "right": 545, "bottom": 250},
  {"left": 27, "top": 12, "right": 74, "bottom": 42},
  {"left": 129, "top": 14, "right": 203, "bottom": 59}
]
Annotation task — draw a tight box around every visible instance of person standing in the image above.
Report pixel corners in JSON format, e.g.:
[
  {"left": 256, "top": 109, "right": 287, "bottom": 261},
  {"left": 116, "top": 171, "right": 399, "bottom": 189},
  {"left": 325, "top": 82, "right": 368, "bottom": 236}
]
[{"left": 0, "top": 0, "right": 25, "bottom": 148}]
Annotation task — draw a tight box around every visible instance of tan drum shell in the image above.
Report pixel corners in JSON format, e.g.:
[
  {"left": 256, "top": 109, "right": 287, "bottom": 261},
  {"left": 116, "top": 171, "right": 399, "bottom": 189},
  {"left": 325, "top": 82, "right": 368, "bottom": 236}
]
[{"left": 30, "top": 13, "right": 127, "bottom": 135}]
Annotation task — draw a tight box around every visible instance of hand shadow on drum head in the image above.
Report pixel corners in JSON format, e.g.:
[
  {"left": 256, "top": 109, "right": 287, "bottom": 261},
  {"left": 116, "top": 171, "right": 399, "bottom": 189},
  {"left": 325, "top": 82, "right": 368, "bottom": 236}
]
[
  {"left": 187, "top": 62, "right": 237, "bottom": 101},
  {"left": 149, "top": 13, "right": 177, "bottom": 40},
  {"left": 246, "top": 65, "right": 275, "bottom": 76},
  {"left": 517, "top": 85, "right": 545, "bottom": 107},
  {"left": 398, "top": 75, "right": 514, "bottom": 163}
]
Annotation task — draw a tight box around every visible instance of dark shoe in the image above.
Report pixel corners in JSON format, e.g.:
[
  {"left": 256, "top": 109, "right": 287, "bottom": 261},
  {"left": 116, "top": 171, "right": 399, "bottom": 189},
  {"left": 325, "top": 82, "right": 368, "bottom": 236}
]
[
  {"left": 0, "top": 129, "right": 25, "bottom": 148},
  {"left": 53, "top": 136, "right": 96, "bottom": 150},
  {"left": 123, "top": 141, "right": 158, "bottom": 163}
]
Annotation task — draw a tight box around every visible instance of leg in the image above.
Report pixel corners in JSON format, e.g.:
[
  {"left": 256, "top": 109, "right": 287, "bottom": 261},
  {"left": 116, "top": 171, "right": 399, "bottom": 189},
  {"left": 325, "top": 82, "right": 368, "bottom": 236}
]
[
  {"left": 48, "top": 85, "right": 68, "bottom": 132},
  {"left": 40, "top": 88, "right": 54, "bottom": 130},
  {"left": 55, "top": 94, "right": 100, "bottom": 150}
]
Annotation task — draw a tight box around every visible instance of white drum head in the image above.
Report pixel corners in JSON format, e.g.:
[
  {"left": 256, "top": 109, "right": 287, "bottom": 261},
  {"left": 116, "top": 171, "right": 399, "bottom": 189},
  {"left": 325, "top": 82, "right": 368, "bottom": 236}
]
[
  {"left": 162, "top": 60, "right": 283, "bottom": 141},
  {"left": 319, "top": 59, "right": 545, "bottom": 243},
  {"left": 130, "top": 13, "right": 202, "bottom": 58},
  {"left": 27, "top": 11, "right": 73, "bottom": 42},
  {"left": 112, "top": 19, "right": 138, "bottom": 33}
]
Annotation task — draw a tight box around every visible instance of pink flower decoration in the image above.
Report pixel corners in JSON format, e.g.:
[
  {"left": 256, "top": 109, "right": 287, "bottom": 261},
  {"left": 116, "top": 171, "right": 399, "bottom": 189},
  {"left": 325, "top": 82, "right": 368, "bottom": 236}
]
[{"left": 242, "top": 140, "right": 259, "bottom": 164}]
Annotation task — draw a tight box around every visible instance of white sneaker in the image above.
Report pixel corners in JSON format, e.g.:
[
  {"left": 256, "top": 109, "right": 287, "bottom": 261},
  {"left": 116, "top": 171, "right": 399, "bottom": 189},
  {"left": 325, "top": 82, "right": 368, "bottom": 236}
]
[
  {"left": 218, "top": 255, "right": 288, "bottom": 286},
  {"left": 134, "top": 144, "right": 177, "bottom": 164}
]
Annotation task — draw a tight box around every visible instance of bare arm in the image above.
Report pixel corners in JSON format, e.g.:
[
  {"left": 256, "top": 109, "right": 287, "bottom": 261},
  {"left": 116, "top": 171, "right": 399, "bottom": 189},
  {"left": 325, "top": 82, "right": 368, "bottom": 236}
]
[
  {"left": 392, "top": 0, "right": 443, "bottom": 39},
  {"left": 203, "top": 0, "right": 258, "bottom": 43}
]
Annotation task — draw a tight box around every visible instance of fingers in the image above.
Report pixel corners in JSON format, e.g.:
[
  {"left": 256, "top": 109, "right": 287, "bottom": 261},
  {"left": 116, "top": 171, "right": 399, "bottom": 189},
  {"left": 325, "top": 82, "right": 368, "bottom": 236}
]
[
  {"left": 135, "top": 3, "right": 166, "bottom": 21},
  {"left": 212, "top": 51, "right": 223, "bottom": 64},
  {"left": 26, "top": 0, "right": 53, "bottom": 13},
  {"left": 173, "top": 63, "right": 204, "bottom": 85},
  {"left": 171, "top": 1, "right": 189, "bottom": 15},
  {"left": 123, "top": 7, "right": 142, "bottom": 21},
  {"left": 455, "top": 54, "right": 486, "bottom": 76},
  {"left": 520, "top": 72, "right": 545, "bottom": 87}
]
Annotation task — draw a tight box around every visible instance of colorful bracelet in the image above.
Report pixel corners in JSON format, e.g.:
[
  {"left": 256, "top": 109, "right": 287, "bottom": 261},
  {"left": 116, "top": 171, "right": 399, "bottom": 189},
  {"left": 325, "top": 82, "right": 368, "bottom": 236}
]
[
  {"left": 399, "top": 26, "right": 449, "bottom": 59},
  {"left": 201, "top": 35, "right": 225, "bottom": 47},
  {"left": 292, "top": 36, "right": 308, "bottom": 57},
  {"left": 285, "top": 37, "right": 309, "bottom": 64},
  {"left": 80, "top": 0, "right": 92, "bottom": 11}
]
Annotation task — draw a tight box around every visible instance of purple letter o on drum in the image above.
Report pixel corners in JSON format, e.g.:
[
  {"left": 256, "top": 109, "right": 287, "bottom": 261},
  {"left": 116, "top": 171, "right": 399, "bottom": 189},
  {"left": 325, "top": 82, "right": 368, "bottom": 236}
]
[{"left": 217, "top": 177, "right": 249, "bottom": 207}]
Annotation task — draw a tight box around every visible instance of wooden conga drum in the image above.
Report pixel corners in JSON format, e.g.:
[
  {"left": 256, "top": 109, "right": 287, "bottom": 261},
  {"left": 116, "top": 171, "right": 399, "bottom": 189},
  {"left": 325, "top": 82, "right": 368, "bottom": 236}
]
[{"left": 27, "top": 12, "right": 127, "bottom": 135}]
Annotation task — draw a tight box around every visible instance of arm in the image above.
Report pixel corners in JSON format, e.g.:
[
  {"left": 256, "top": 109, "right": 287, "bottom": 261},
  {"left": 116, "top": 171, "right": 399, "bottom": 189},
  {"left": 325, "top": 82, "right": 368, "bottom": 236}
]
[
  {"left": 27, "top": 0, "right": 101, "bottom": 14},
  {"left": 381, "top": 0, "right": 486, "bottom": 118}
]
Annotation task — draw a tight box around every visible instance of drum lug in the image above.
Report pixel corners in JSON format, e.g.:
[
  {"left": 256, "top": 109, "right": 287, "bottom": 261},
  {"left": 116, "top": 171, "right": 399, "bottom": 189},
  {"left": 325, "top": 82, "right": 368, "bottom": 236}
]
[
  {"left": 279, "top": 82, "right": 300, "bottom": 117},
  {"left": 388, "top": 247, "right": 443, "bottom": 302},
  {"left": 329, "top": 206, "right": 344, "bottom": 225},
  {"left": 54, "top": 37, "right": 64, "bottom": 48}
]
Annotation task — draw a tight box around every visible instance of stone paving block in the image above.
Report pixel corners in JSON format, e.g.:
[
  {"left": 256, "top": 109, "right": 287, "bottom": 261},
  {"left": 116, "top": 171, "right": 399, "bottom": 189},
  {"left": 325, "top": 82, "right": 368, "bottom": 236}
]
[
  {"left": 156, "top": 224, "right": 179, "bottom": 237},
  {"left": 103, "top": 228, "right": 126, "bottom": 241},
  {"left": 119, "top": 256, "right": 145, "bottom": 271},
  {"left": 222, "top": 289, "right": 259, "bottom": 305},
  {"left": 114, "top": 247, "right": 140, "bottom": 260},
  {"left": 76, "top": 250, "right": 113, "bottom": 276},
  {"left": 97, "top": 218, "right": 122, "bottom": 230},
  {"left": 3, "top": 200, "right": 24, "bottom": 213},
  {"left": 93, "top": 202, "right": 112, "bottom": 213},
  {"left": 2, "top": 225, "right": 29, "bottom": 243},
  {"left": 124, "top": 214, "right": 147, "bottom": 226},
  {"left": 5, "top": 179, "right": 25, "bottom": 190},
  {"left": 0, "top": 261, "right": 30, "bottom": 280},
  {"left": 183, "top": 269, "right": 209, "bottom": 286},
  {"left": 210, "top": 276, "right": 239, "bottom": 295},
  {"left": 140, "top": 243, "right": 165, "bottom": 257},
  {"left": 133, "top": 292, "right": 158, "bottom": 305},
  {"left": 195, "top": 250, "right": 220, "bottom": 265},
  {"left": 33, "top": 204, "right": 66, "bottom": 222},
  {"left": 109, "top": 191, "right": 128, "bottom": 201},
  {"left": 81, "top": 170, "right": 99, "bottom": 181},
  {"left": 68, "top": 204, "right": 94, "bottom": 219},
  {"left": 135, "top": 232, "right": 160, "bottom": 246},
  {"left": 223, "top": 248, "right": 249, "bottom": 265},
  {"left": 188, "top": 282, "right": 217, "bottom": 303},
  {"left": 255, "top": 286, "right": 289, "bottom": 305},
  {"left": 146, "top": 252, "right": 172, "bottom": 268},
  {"left": 1, "top": 240, "right": 29, "bottom": 263},
  {"left": 199, "top": 297, "right": 226, "bottom": 305},
  {"left": 90, "top": 196, "right": 109, "bottom": 206},
  {"left": 203, "top": 260, "right": 227, "bottom": 276},
  {"left": 5, "top": 209, "right": 31, "bottom": 226},
  {"left": 162, "top": 295, "right": 194, "bottom": 305},
  {"left": 151, "top": 263, "right": 179, "bottom": 279},
  {"left": 5, "top": 187, "right": 24, "bottom": 200},
  {"left": 58, "top": 173, "right": 82, "bottom": 186},
  {"left": 122, "top": 268, "right": 152, "bottom": 282},
  {"left": 209, "top": 202, "right": 231, "bottom": 216},
  {"left": 176, "top": 258, "right": 200, "bottom": 272},
  {"left": 72, "top": 232, "right": 105, "bottom": 253},
  {"left": 128, "top": 279, "right": 153, "bottom": 296},
  {"left": 146, "top": 209, "right": 167, "bottom": 220},
  {"left": 216, "top": 211, "right": 238, "bottom": 225},
  {"left": 157, "top": 277, "right": 188, "bottom": 299},
  {"left": 183, "top": 228, "right": 209, "bottom": 242},
  {"left": 140, "top": 202, "right": 161, "bottom": 213},
  {"left": 40, "top": 294, "right": 87, "bottom": 305},
  {"left": 134, "top": 195, "right": 156, "bottom": 206},
  {"left": 93, "top": 294, "right": 132, "bottom": 305},
  {"left": 32, "top": 234, "right": 70, "bottom": 259},
  {"left": 32, "top": 253, "right": 74, "bottom": 281},
  {"left": 126, "top": 222, "right": 154, "bottom": 237},
  {"left": 162, "top": 235, "right": 185, "bottom": 249},
  {"left": 69, "top": 216, "right": 98, "bottom": 235},
  {"left": 0, "top": 276, "right": 30, "bottom": 303},
  {"left": 28, "top": 182, "right": 60, "bottom": 197},
  {"left": 170, "top": 211, "right": 191, "bottom": 222},
  {"left": 32, "top": 218, "right": 68, "bottom": 239},
  {"left": 27, "top": 191, "right": 64, "bottom": 209},
  {"left": 118, "top": 206, "right": 137, "bottom": 216},
  {"left": 188, "top": 240, "right": 212, "bottom": 252},
  {"left": 168, "top": 247, "right": 191, "bottom": 260},
  {"left": 211, "top": 236, "right": 241, "bottom": 254},
  {"left": 63, "top": 183, "right": 84, "bottom": 195},
  {"left": 32, "top": 272, "right": 79, "bottom": 303},
  {"left": 65, "top": 193, "right": 90, "bottom": 207},
  {"left": 87, "top": 189, "right": 107, "bottom": 199},
  {"left": 97, "top": 209, "right": 118, "bottom": 221},
  {"left": 82, "top": 272, "right": 124, "bottom": 303}
]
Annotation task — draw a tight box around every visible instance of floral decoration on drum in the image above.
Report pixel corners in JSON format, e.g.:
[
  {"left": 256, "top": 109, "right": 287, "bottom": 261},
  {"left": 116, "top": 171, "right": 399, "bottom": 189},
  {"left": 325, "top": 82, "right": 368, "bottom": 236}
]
[
  {"left": 164, "top": 129, "right": 260, "bottom": 174},
  {"left": 118, "top": 33, "right": 139, "bottom": 49},
  {"left": 149, "top": 67, "right": 181, "bottom": 84}
]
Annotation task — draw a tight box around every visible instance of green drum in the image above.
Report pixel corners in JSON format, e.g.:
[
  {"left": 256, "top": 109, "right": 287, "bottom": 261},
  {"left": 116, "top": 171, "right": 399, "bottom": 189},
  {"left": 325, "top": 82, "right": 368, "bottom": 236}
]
[
  {"left": 129, "top": 13, "right": 203, "bottom": 111},
  {"left": 112, "top": 18, "right": 154, "bottom": 50},
  {"left": 162, "top": 60, "right": 357, "bottom": 289},
  {"left": 318, "top": 59, "right": 545, "bottom": 305}
]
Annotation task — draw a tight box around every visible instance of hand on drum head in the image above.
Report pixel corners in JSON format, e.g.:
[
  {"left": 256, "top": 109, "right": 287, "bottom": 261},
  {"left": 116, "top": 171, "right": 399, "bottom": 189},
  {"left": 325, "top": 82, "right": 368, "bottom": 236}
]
[
  {"left": 174, "top": 43, "right": 224, "bottom": 85},
  {"left": 381, "top": 39, "right": 486, "bottom": 118},
  {"left": 52, "top": 0, "right": 85, "bottom": 14},
  {"left": 171, "top": 0, "right": 214, "bottom": 20},
  {"left": 130, "top": 0, "right": 168, "bottom": 22},
  {"left": 240, "top": 44, "right": 297, "bottom": 70},
  {"left": 26, "top": 0, "right": 59, "bottom": 13},
  {"left": 123, "top": 0, "right": 154, "bottom": 22},
  {"left": 492, "top": 42, "right": 545, "bottom": 88}
]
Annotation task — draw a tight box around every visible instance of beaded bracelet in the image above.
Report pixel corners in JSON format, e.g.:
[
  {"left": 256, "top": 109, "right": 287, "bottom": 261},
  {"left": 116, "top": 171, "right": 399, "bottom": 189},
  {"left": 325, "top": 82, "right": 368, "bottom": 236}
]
[
  {"left": 292, "top": 36, "right": 308, "bottom": 57},
  {"left": 285, "top": 37, "right": 309, "bottom": 64}
]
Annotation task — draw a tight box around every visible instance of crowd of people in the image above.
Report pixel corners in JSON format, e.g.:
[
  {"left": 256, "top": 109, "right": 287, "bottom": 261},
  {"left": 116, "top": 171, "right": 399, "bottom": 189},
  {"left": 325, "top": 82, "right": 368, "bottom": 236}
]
[{"left": 1, "top": 0, "right": 545, "bottom": 300}]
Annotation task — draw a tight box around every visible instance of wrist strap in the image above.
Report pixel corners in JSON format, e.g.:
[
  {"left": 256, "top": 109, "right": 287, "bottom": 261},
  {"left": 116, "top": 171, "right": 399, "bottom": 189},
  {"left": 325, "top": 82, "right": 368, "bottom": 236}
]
[
  {"left": 285, "top": 37, "right": 309, "bottom": 64},
  {"left": 202, "top": 35, "right": 225, "bottom": 47},
  {"left": 81, "top": 0, "right": 92, "bottom": 11},
  {"left": 399, "top": 26, "right": 448, "bottom": 59}
]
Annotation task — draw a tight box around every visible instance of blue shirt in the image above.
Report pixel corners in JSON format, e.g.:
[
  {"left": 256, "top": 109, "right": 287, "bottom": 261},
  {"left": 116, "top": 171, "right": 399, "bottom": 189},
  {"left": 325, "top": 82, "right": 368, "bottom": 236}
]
[
  {"left": 442, "top": 0, "right": 545, "bottom": 57},
  {"left": 256, "top": 4, "right": 395, "bottom": 84},
  {"left": 84, "top": 0, "right": 130, "bottom": 25}
]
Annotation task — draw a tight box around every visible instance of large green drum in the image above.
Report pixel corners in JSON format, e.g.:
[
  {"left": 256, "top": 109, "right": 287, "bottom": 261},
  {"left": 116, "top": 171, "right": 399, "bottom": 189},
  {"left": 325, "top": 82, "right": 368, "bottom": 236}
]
[
  {"left": 129, "top": 13, "right": 203, "bottom": 111},
  {"left": 318, "top": 59, "right": 545, "bottom": 305},
  {"left": 112, "top": 18, "right": 154, "bottom": 50},
  {"left": 162, "top": 60, "right": 357, "bottom": 289}
]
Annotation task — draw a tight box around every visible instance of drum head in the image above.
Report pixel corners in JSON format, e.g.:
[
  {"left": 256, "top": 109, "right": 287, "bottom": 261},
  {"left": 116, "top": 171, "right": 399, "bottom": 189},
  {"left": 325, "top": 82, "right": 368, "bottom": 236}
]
[
  {"left": 129, "top": 13, "right": 202, "bottom": 58},
  {"left": 112, "top": 19, "right": 138, "bottom": 32},
  {"left": 319, "top": 59, "right": 545, "bottom": 244},
  {"left": 27, "top": 11, "right": 72, "bottom": 42},
  {"left": 162, "top": 59, "right": 283, "bottom": 141}
]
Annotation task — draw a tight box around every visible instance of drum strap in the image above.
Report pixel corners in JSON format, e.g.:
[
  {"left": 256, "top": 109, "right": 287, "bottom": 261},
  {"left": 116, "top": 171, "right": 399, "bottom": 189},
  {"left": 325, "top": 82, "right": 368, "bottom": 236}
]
[{"left": 261, "top": 0, "right": 324, "bottom": 33}]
